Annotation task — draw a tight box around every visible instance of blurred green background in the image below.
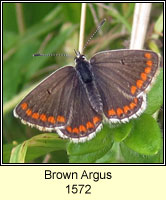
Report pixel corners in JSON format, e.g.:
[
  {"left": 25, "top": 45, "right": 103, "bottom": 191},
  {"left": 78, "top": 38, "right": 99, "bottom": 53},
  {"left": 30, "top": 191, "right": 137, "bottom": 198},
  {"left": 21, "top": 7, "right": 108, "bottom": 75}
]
[{"left": 3, "top": 3, "right": 163, "bottom": 163}]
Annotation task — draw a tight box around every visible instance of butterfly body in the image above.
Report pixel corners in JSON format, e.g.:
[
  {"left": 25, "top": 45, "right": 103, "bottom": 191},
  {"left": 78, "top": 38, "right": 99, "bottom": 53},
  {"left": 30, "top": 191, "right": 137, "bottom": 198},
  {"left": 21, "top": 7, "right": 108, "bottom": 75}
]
[
  {"left": 75, "top": 54, "right": 103, "bottom": 114},
  {"left": 14, "top": 49, "right": 160, "bottom": 143},
  {"left": 76, "top": 55, "right": 93, "bottom": 83}
]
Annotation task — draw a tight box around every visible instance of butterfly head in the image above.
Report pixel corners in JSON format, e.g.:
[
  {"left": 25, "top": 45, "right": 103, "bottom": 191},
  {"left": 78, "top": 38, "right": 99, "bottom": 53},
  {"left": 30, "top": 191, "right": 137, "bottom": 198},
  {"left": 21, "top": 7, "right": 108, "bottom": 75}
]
[{"left": 74, "top": 49, "right": 86, "bottom": 64}]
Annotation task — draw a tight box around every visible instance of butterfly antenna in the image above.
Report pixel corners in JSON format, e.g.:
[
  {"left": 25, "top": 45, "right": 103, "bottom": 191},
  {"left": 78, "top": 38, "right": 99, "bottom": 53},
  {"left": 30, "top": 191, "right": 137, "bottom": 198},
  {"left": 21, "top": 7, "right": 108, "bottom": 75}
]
[
  {"left": 83, "top": 18, "right": 106, "bottom": 52},
  {"left": 33, "top": 53, "right": 70, "bottom": 57},
  {"left": 74, "top": 49, "right": 81, "bottom": 57}
]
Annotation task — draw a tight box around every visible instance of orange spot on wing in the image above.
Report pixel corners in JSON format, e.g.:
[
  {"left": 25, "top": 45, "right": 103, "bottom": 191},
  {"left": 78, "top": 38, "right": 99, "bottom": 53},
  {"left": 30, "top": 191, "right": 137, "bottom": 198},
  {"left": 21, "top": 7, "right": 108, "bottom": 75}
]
[
  {"left": 136, "top": 80, "right": 143, "bottom": 89},
  {"left": 48, "top": 116, "right": 56, "bottom": 124},
  {"left": 79, "top": 125, "right": 87, "bottom": 132},
  {"left": 32, "top": 112, "right": 39, "bottom": 119},
  {"left": 72, "top": 127, "right": 79, "bottom": 134},
  {"left": 40, "top": 114, "right": 47, "bottom": 122},
  {"left": 131, "top": 86, "right": 137, "bottom": 95},
  {"left": 141, "top": 72, "right": 147, "bottom": 81},
  {"left": 145, "top": 67, "right": 151, "bottom": 74},
  {"left": 146, "top": 60, "right": 153, "bottom": 67},
  {"left": 21, "top": 103, "right": 28, "bottom": 110},
  {"left": 123, "top": 106, "right": 130, "bottom": 114},
  {"left": 93, "top": 116, "right": 100, "bottom": 124},
  {"left": 144, "top": 53, "right": 152, "bottom": 59},
  {"left": 130, "top": 102, "right": 136, "bottom": 110},
  {"left": 108, "top": 109, "right": 116, "bottom": 116},
  {"left": 86, "top": 121, "right": 94, "bottom": 129},
  {"left": 117, "top": 108, "right": 123, "bottom": 117},
  {"left": 57, "top": 116, "right": 65, "bottom": 123},
  {"left": 134, "top": 98, "right": 138, "bottom": 104},
  {"left": 26, "top": 109, "right": 32, "bottom": 116},
  {"left": 66, "top": 126, "right": 72, "bottom": 133}
]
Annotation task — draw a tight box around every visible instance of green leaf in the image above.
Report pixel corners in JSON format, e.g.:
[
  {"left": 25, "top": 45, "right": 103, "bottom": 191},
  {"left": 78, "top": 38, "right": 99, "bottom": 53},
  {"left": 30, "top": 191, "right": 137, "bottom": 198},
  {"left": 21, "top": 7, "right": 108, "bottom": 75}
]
[
  {"left": 120, "top": 142, "right": 163, "bottom": 163},
  {"left": 9, "top": 133, "right": 67, "bottom": 163},
  {"left": 146, "top": 68, "right": 163, "bottom": 114},
  {"left": 124, "top": 114, "right": 162, "bottom": 155},
  {"left": 113, "top": 122, "right": 132, "bottom": 142},
  {"left": 95, "top": 142, "right": 120, "bottom": 163},
  {"left": 10, "top": 142, "right": 28, "bottom": 163},
  {"left": 25, "top": 133, "right": 67, "bottom": 162},
  {"left": 149, "top": 12, "right": 163, "bottom": 53},
  {"left": 154, "top": 12, "right": 163, "bottom": 36},
  {"left": 3, "top": 144, "right": 15, "bottom": 163},
  {"left": 67, "top": 124, "right": 114, "bottom": 163}
]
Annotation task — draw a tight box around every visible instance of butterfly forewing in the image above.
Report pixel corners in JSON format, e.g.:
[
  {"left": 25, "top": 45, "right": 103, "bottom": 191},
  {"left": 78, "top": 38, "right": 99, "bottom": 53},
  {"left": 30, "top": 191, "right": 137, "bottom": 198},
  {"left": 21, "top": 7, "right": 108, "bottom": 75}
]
[
  {"left": 14, "top": 66, "right": 77, "bottom": 131},
  {"left": 91, "top": 50, "right": 159, "bottom": 97},
  {"left": 90, "top": 50, "right": 159, "bottom": 122}
]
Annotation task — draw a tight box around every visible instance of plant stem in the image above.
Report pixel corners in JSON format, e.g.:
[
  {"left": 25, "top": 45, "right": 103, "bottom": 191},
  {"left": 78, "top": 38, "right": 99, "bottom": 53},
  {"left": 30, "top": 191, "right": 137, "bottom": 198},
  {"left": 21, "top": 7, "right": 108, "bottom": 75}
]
[
  {"left": 130, "top": 3, "right": 152, "bottom": 49},
  {"left": 79, "top": 3, "right": 87, "bottom": 54}
]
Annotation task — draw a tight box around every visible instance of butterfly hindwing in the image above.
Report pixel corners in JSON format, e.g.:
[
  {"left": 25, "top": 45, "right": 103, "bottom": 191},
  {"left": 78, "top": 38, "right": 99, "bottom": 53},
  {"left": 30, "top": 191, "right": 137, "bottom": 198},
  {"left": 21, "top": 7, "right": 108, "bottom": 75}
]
[{"left": 57, "top": 77, "right": 103, "bottom": 142}]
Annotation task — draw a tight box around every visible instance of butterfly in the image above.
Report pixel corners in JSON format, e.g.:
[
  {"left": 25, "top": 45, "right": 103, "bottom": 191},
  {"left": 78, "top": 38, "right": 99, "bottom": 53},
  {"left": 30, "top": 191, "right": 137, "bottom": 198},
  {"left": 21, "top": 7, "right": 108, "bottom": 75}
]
[{"left": 14, "top": 49, "right": 160, "bottom": 143}]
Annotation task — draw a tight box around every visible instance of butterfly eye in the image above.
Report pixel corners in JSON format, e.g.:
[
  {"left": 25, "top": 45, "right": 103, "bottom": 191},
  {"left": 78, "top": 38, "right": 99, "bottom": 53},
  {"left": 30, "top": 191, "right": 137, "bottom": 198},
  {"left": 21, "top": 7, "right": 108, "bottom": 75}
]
[
  {"left": 80, "top": 55, "right": 87, "bottom": 61},
  {"left": 82, "top": 55, "right": 86, "bottom": 60}
]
